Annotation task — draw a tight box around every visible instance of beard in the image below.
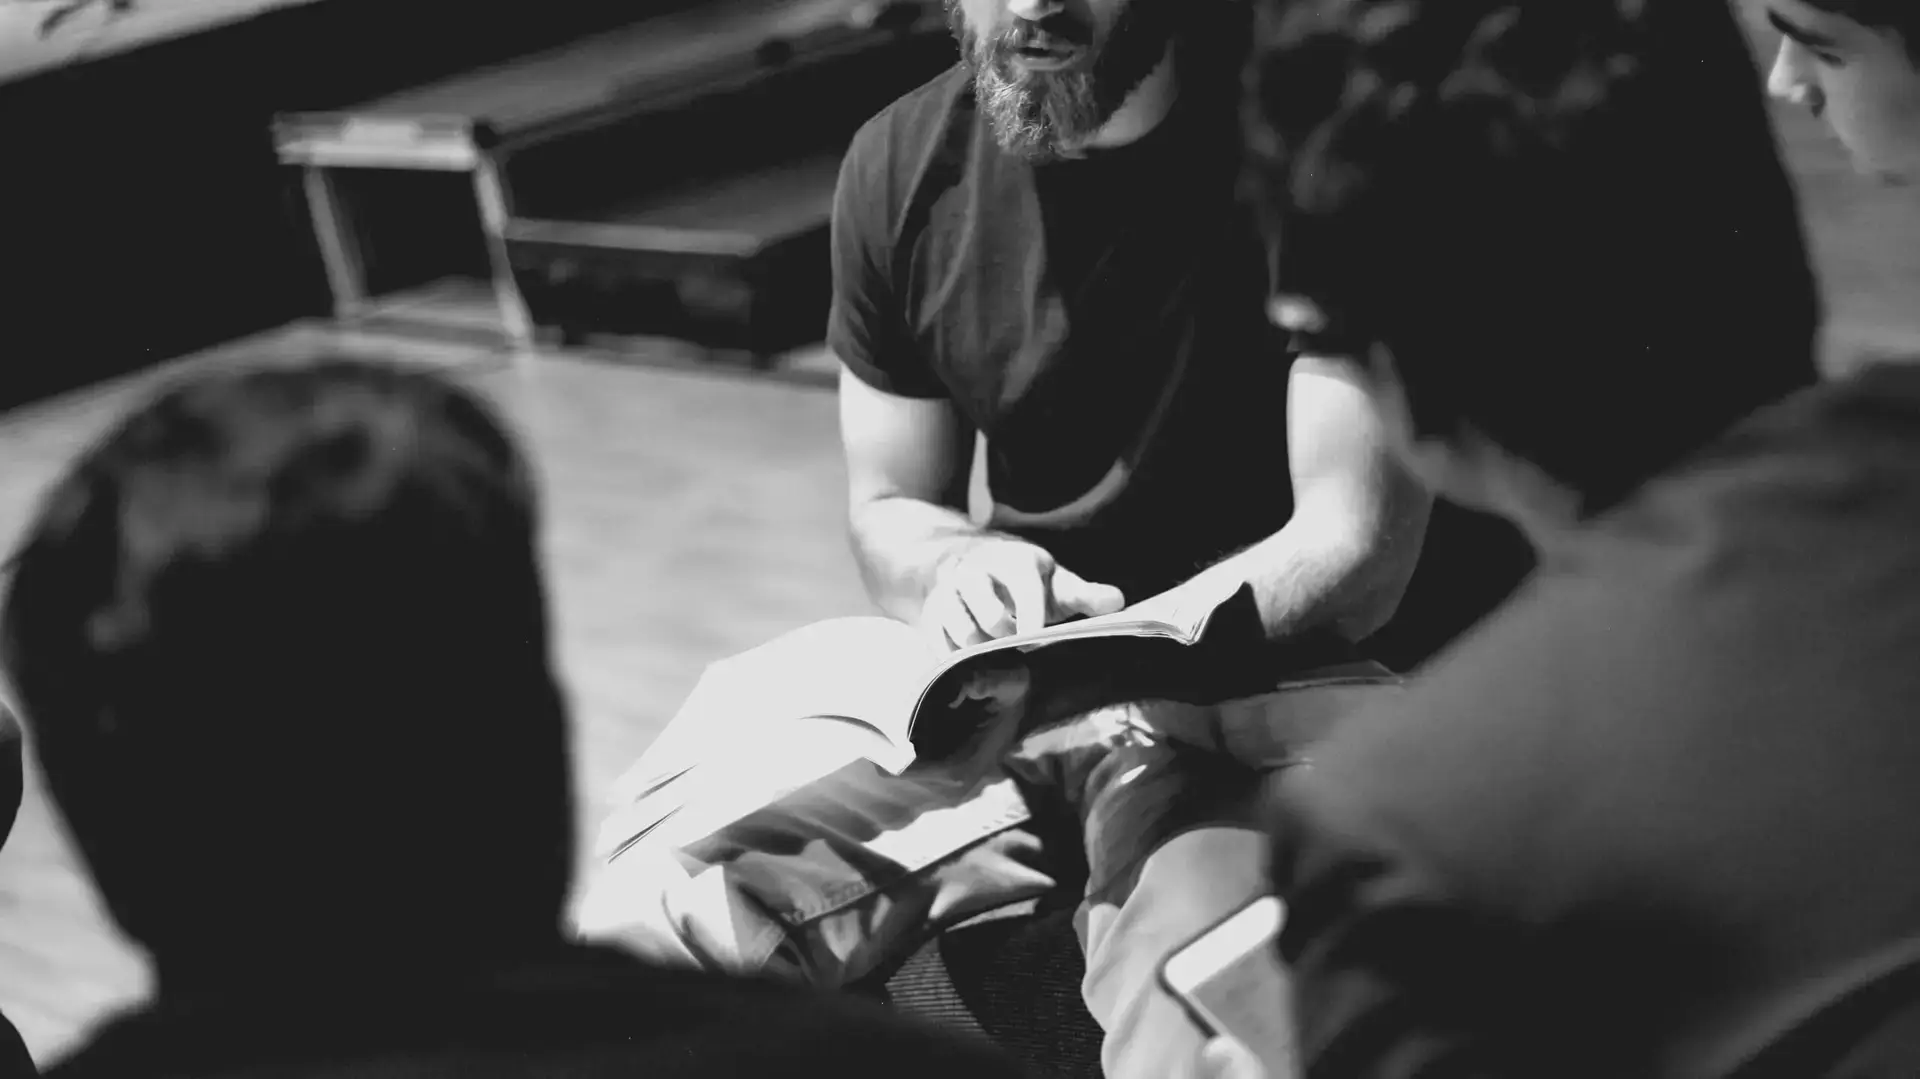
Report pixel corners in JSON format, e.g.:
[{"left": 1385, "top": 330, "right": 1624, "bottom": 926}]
[{"left": 950, "top": 0, "right": 1185, "bottom": 161}]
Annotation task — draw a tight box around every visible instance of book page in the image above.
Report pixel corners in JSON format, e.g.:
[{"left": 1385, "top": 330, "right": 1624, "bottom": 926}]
[
  {"left": 608, "top": 715, "right": 910, "bottom": 854},
  {"left": 610, "top": 616, "right": 935, "bottom": 804},
  {"left": 1118, "top": 571, "right": 1251, "bottom": 639},
  {"left": 901, "top": 575, "right": 1256, "bottom": 761},
  {"left": 596, "top": 577, "right": 1254, "bottom": 858},
  {"left": 928, "top": 569, "right": 1248, "bottom": 679},
  {"left": 595, "top": 616, "right": 933, "bottom": 860}
]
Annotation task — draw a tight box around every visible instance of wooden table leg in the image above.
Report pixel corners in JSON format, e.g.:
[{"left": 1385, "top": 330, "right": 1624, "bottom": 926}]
[
  {"left": 302, "top": 165, "right": 368, "bottom": 323},
  {"left": 472, "top": 154, "right": 537, "bottom": 366}
]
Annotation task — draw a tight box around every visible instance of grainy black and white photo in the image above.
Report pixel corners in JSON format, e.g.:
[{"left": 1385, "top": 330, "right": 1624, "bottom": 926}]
[{"left": 1, "top": 1, "right": 1918, "bottom": 1076}]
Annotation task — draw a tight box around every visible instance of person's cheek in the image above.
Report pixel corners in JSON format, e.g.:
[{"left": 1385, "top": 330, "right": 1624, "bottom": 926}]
[
  {"left": 1880, "top": 70, "right": 1920, "bottom": 179},
  {"left": 1836, "top": 60, "right": 1920, "bottom": 179},
  {"left": 1822, "top": 74, "right": 1880, "bottom": 172}
]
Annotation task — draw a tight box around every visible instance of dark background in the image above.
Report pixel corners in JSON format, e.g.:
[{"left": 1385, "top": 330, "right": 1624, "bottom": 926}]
[
  {"left": 0, "top": 3, "right": 1913, "bottom": 411},
  {"left": 0, "top": 0, "right": 704, "bottom": 411}
]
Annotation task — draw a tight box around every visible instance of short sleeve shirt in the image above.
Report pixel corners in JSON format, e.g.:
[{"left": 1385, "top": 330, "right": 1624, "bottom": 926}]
[{"left": 827, "top": 65, "right": 1295, "bottom": 604}]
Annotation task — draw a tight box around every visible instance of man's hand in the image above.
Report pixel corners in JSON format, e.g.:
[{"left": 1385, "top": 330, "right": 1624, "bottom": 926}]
[{"left": 920, "top": 536, "right": 1126, "bottom": 652}]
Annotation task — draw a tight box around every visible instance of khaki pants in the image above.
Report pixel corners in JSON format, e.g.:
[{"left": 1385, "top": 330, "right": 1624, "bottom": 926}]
[{"left": 576, "top": 667, "right": 1400, "bottom": 1079}]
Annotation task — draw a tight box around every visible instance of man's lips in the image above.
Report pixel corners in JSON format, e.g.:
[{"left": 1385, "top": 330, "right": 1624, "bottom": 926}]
[
  {"left": 1012, "top": 51, "right": 1078, "bottom": 71},
  {"left": 1018, "top": 29, "right": 1077, "bottom": 50},
  {"left": 1006, "top": 37, "right": 1084, "bottom": 70}
]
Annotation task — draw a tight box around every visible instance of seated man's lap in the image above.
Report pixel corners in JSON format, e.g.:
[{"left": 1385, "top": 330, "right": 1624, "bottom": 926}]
[
  {"left": 575, "top": 748, "right": 1061, "bottom": 984},
  {"left": 1084, "top": 824, "right": 1275, "bottom": 1079},
  {"left": 1055, "top": 682, "right": 1401, "bottom": 1079},
  {"left": 574, "top": 672, "right": 1403, "bottom": 988}
]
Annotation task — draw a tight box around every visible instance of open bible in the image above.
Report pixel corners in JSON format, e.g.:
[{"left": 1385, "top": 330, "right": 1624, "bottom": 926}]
[{"left": 593, "top": 574, "right": 1263, "bottom": 857}]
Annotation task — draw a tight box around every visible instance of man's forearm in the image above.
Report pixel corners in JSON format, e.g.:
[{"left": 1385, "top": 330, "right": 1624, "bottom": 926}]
[
  {"left": 1172, "top": 506, "right": 1425, "bottom": 645},
  {"left": 1189, "top": 525, "right": 1380, "bottom": 644},
  {"left": 849, "top": 495, "right": 991, "bottom": 624}
]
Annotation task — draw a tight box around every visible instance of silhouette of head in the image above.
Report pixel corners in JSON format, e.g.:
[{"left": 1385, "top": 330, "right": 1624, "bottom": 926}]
[
  {"left": 1, "top": 359, "right": 573, "bottom": 991},
  {"left": 1243, "top": 0, "right": 1821, "bottom": 517}
]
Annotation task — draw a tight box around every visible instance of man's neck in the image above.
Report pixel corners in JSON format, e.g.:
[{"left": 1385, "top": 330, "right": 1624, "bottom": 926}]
[{"left": 1067, "top": 45, "right": 1179, "bottom": 153}]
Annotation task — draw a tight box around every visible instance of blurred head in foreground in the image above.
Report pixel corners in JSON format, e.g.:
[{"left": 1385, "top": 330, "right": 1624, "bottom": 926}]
[
  {"left": 0, "top": 359, "right": 572, "bottom": 994},
  {"left": 1763, "top": 0, "right": 1920, "bottom": 183},
  {"left": 1242, "top": 0, "right": 1822, "bottom": 532}
]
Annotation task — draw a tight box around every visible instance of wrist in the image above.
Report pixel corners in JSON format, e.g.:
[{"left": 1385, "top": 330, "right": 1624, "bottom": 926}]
[
  {"left": 927, "top": 528, "right": 1003, "bottom": 577},
  {"left": 916, "top": 528, "right": 1005, "bottom": 607},
  {"left": 1181, "top": 562, "right": 1251, "bottom": 603}
]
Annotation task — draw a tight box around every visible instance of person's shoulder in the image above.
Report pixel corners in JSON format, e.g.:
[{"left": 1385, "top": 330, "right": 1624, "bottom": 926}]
[
  {"left": 40, "top": 955, "right": 1032, "bottom": 1079},
  {"left": 565, "top": 959, "right": 1030, "bottom": 1075},
  {"left": 848, "top": 63, "right": 972, "bottom": 168},
  {"left": 540, "top": 948, "right": 1028, "bottom": 1075},
  {"left": 1787, "top": 352, "right": 1920, "bottom": 436},
  {"left": 1287, "top": 532, "right": 1678, "bottom": 806},
  {"left": 708, "top": 980, "right": 1029, "bottom": 1075},
  {"left": 1378, "top": 359, "right": 1920, "bottom": 737},
  {"left": 841, "top": 64, "right": 973, "bottom": 218},
  {"left": 1627, "top": 357, "right": 1920, "bottom": 544}
]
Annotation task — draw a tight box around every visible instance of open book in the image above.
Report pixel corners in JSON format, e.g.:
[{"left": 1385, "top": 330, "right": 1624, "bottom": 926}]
[{"left": 593, "top": 574, "right": 1258, "bottom": 857}]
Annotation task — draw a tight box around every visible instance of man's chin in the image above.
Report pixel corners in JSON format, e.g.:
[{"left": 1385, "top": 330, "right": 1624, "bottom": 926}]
[
  {"left": 992, "top": 124, "right": 1084, "bottom": 162},
  {"left": 978, "top": 80, "right": 1101, "bottom": 160}
]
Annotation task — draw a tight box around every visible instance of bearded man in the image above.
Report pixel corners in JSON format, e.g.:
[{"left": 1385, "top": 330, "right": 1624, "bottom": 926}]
[{"left": 576, "top": 2, "right": 1534, "bottom": 1075}]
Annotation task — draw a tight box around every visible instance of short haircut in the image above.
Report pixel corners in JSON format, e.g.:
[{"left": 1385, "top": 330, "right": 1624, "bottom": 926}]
[
  {"left": 1242, "top": 0, "right": 1822, "bottom": 511},
  {"left": 0, "top": 359, "right": 573, "bottom": 968}
]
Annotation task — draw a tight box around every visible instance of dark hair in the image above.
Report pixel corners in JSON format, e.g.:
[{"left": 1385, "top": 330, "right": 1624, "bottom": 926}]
[
  {"left": 0, "top": 359, "right": 573, "bottom": 979},
  {"left": 1242, "top": 0, "right": 1822, "bottom": 512},
  {"left": 1805, "top": 0, "right": 1920, "bottom": 59},
  {"left": 1178, "top": 0, "right": 1259, "bottom": 91}
]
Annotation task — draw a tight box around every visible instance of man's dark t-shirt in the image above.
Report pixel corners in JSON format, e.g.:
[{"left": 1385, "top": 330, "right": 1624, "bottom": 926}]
[
  {"left": 828, "top": 65, "right": 1533, "bottom": 665},
  {"left": 828, "top": 64, "right": 1295, "bottom": 607}
]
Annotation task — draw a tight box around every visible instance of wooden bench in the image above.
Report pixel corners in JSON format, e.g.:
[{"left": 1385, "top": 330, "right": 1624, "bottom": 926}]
[
  {"left": 272, "top": 0, "right": 950, "bottom": 359},
  {"left": 505, "top": 151, "right": 844, "bottom": 360},
  {"left": 501, "top": 9, "right": 953, "bottom": 364}
]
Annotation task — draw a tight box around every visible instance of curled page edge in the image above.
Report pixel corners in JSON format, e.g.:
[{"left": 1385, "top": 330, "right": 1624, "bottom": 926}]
[{"left": 905, "top": 577, "right": 1256, "bottom": 747}]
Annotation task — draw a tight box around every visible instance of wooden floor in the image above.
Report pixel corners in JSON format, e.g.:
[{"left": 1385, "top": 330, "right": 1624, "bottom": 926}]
[{"left": 0, "top": 98, "right": 1915, "bottom": 1067}]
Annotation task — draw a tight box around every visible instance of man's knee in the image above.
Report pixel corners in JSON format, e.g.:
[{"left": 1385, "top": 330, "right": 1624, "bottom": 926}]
[
  {"left": 1080, "top": 826, "right": 1277, "bottom": 1079},
  {"left": 576, "top": 764, "right": 1056, "bottom": 986},
  {"left": 1081, "top": 825, "right": 1273, "bottom": 976},
  {"left": 572, "top": 844, "right": 777, "bottom": 974}
]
